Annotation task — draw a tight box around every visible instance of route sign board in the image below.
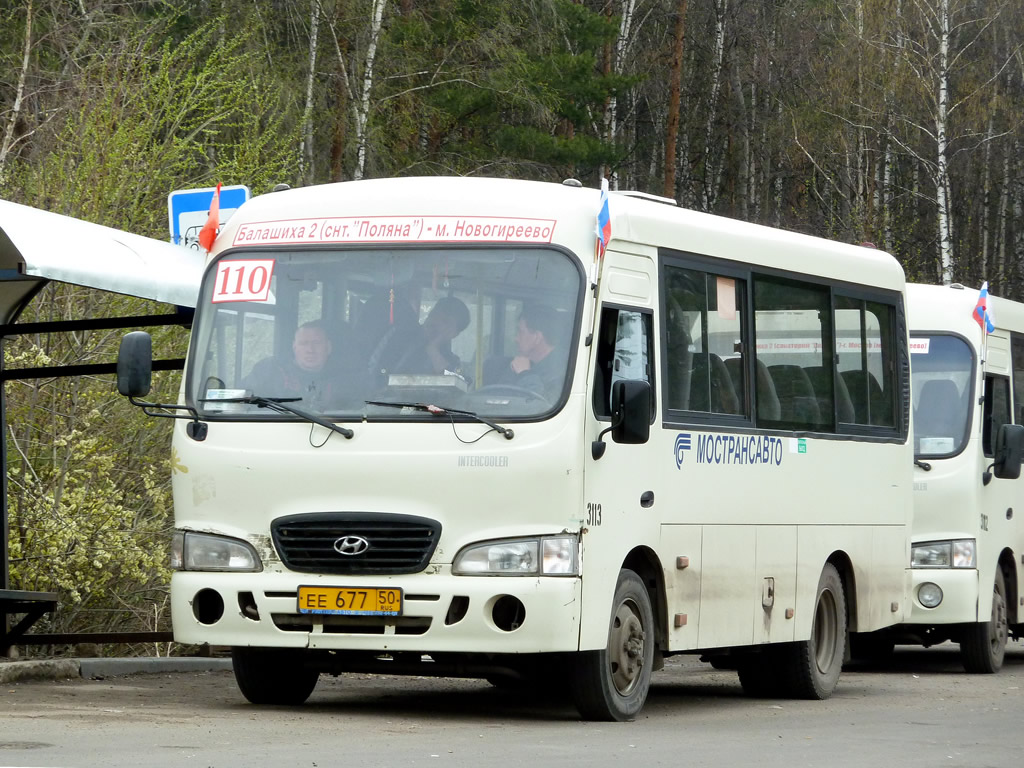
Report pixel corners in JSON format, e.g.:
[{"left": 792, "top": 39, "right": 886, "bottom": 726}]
[{"left": 168, "top": 185, "right": 250, "bottom": 250}]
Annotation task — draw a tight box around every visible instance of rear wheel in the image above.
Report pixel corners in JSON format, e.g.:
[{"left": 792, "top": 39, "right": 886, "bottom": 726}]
[
  {"left": 847, "top": 631, "right": 896, "bottom": 664},
  {"left": 736, "top": 651, "right": 783, "bottom": 697},
  {"left": 232, "top": 647, "right": 320, "bottom": 705},
  {"left": 960, "top": 570, "right": 1008, "bottom": 674},
  {"left": 777, "top": 563, "right": 846, "bottom": 699},
  {"left": 571, "top": 569, "right": 655, "bottom": 721}
]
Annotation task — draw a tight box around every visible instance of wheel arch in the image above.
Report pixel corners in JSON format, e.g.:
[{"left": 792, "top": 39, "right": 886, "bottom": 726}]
[
  {"left": 998, "top": 548, "right": 1018, "bottom": 625},
  {"left": 622, "top": 546, "right": 668, "bottom": 655},
  {"left": 825, "top": 550, "right": 857, "bottom": 632}
]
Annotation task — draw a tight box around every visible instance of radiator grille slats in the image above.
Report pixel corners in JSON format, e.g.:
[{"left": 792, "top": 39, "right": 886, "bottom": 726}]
[{"left": 271, "top": 513, "right": 441, "bottom": 575}]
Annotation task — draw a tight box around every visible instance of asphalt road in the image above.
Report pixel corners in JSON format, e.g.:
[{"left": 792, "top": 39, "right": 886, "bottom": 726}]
[{"left": 1, "top": 644, "right": 1022, "bottom": 768}]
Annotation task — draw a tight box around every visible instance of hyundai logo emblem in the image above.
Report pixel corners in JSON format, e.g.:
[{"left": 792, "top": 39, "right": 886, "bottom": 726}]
[{"left": 333, "top": 535, "right": 370, "bottom": 556}]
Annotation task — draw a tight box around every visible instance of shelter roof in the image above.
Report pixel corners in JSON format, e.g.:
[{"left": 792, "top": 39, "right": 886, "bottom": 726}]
[{"left": 0, "top": 200, "right": 204, "bottom": 323}]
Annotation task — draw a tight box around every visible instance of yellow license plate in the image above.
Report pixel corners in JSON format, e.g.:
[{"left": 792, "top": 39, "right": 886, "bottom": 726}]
[{"left": 297, "top": 586, "right": 402, "bottom": 616}]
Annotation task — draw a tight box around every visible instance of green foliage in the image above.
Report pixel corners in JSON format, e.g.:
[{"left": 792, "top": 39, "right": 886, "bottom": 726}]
[
  {"left": 373, "top": 0, "right": 624, "bottom": 179},
  {"left": 5, "top": 285, "right": 182, "bottom": 637},
  {"left": 6, "top": 11, "right": 301, "bottom": 231}
]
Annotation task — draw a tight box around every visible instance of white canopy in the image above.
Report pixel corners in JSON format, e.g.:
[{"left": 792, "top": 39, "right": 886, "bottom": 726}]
[{"left": 0, "top": 199, "right": 205, "bottom": 323}]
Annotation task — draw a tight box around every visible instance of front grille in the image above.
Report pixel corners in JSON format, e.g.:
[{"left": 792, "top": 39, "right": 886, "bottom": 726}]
[{"left": 271, "top": 512, "right": 441, "bottom": 575}]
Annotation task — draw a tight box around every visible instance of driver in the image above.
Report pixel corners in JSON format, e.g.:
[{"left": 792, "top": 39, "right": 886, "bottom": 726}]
[
  {"left": 487, "top": 303, "right": 563, "bottom": 399},
  {"left": 246, "top": 321, "right": 335, "bottom": 405}
]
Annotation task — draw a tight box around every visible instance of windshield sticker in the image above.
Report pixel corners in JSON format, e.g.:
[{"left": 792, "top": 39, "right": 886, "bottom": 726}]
[
  {"left": 910, "top": 338, "right": 931, "bottom": 354},
  {"left": 232, "top": 216, "right": 556, "bottom": 247},
  {"left": 674, "top": 431, "right": 784, "bottom": 468},
  {"left": 212, "top": 259, "right": 275, "bottom": 303}
]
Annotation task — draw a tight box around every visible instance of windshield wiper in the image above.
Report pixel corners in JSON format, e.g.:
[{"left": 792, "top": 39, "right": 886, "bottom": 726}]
[
  {"left": 203, "top": 395, "right": 354, "bottom": 439},
  {"left": 365, "top": 400, "right": 514, "bottom": 440},
  {"left": 914, "top": 458, "right": 932, "bottom": 471}
]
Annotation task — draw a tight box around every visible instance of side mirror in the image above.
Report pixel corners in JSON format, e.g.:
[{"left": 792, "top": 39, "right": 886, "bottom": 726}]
[
  {"left": 593, "top": 379, "right": 651, "bottom": 459},
  {"left": 117, "top": 331, "right": 153, "bottom": 398},
  {"left": 992, "top": 423, "right": 1024, "bottom": 480},
  {"left": 611, "top": 379, "right": 652, "bottom": 444}
]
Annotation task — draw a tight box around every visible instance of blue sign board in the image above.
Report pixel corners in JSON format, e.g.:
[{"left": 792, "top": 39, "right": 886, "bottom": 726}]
[{"left": 168, "top": 185, "right": 251, "bottom": 250}]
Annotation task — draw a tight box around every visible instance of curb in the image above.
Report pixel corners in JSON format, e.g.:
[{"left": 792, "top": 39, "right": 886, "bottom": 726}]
[{"left": 0, "top": 657, "right": 232, "bottom": 684}]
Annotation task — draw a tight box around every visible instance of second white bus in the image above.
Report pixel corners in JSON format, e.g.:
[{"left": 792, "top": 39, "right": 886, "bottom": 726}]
[{"left": 878, "top": 282, "right": 1024, "bottom": 673}]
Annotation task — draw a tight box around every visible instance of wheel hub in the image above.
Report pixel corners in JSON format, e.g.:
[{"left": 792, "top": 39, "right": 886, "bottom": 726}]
[{"left": 609, "top": 602, "right": 646, "bottom": 694}]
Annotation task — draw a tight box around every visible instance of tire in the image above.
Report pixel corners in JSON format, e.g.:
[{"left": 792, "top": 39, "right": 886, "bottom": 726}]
[
  {"left": 777, "top": 563, "right": 846, "bottom": 700},
  {"left": 571, "top": 569, "right": 655, "bottom": 721},
  {"left": 232, "top": 647, "right": 320, "bottom": 705},
  {"left": 960, "top": 570, "right": 1008, "bottom": 674},
  {"left": 847, "top": 631, "right": 896, "bottom": 665},
  {"left": 736, "top": 652, "right": 784, "bottom": 698}
]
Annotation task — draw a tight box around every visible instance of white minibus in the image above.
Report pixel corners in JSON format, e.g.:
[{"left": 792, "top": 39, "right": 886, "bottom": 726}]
[
  {"left": 888, "top": 282, "right": 1024, "bottom": 672},
  {"left": 118, "top": 177, "right": 914, "bottom": 719}
]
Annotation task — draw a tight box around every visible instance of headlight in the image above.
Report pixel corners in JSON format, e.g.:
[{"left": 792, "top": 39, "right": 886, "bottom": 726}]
[
  {"left": 911, "top": 539, "right": 976, "bottom": 568},
  {"left": 452, "top": 535, "right": 579, "bottom": 576},
  {"left": 171, "top": 531, "right": 263, "bottom": 572}
]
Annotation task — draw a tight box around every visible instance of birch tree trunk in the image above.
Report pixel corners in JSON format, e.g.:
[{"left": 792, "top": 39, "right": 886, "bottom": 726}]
[
  {"left": 935, "top": 0, "right": 954, "bottom": 284},
  {"left": 299, "top": 0, "right": 320, "bottom": 185},
  {"left": 996, "top": 151, "right": 1011, "bottom": 289},
  {"left": 855, "top": 0, "right": 867, "bottom": 224},
  {"left": 353, "top": 0, "right": 387, "bottom": 181},
  {"left": 0, "top": 0, "right": 33, "bottom": 184},
  {"left": 730, "top": 59, "right": 750, "bottom": 220},
  {"left": 663, "top": 0, "right": 688, "bottom": 199},
  {"left": 980, "top": 112, "right": 994, "bottom": 280},
  {"left": 1014, "top": 148, "right": 1024, "bottom": 298},
  {"left": 603, "top": 0, "right": 636, "bottom": 189},
  {"left": 701, "top": 0, "right": 727, "bottom": 211}
]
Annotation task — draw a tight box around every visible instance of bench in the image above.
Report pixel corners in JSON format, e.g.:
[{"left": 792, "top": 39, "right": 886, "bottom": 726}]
[{"left": 0, "top": 589, "right": 58, "bottom": 654}]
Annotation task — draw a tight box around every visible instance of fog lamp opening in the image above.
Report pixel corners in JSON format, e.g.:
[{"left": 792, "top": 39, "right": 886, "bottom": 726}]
[
  {"left": 491, "top": 595, "right": 526, "bottom": 632},
  {"left": 918, "top": 582, "right": 943, "bottom": 609},
  {"left": 193, "top": 588, "right": 225, "bottom": 625}
]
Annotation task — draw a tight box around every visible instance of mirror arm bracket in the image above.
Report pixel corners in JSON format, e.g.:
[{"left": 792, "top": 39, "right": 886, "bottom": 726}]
[{"left": 592, "top": 416, "right": 623, "bottom": 460}]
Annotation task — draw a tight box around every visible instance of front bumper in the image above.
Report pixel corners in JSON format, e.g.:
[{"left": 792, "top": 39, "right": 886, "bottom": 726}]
[
  {"left": 171, "top": 569, "right": 582, "bottom": 653},
  {"left": 904, "top": 567, "right": 979, "bottom": 625}
]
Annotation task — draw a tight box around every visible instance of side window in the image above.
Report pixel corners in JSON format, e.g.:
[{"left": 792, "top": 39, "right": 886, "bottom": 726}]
[
  {"left": 1012, "top": 335, "right": 1024, "bottom": 424},
  {"left": 753, "top": 276, "right": 832, "bottom": 431},
  {"left": 593, "top": 306, "right": 654, "bottom": 418},
  {"left": 835, "top": 297, "right": 897, "bottom": 427},
  {"left": 663, "top": 264, "right": 747, "bottom": 417},
  {"left": 983, "top": 375, "right": 1011, "bottom": 457}
]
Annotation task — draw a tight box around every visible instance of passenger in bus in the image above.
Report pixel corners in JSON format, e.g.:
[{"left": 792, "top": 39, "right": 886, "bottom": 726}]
[
  {"left": 246, "top": 321, "right": 335, "bottom": 404},
  {"left": 486, "top": 303, "right": 563, "bottom": 399},
  {"left": 391, "top": 296, "right": 471, "bottom": 377}
]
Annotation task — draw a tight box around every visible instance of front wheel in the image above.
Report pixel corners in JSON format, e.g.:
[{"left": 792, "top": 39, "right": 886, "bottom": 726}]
[
  {"left": 571, "top": 569, "right": 655, "bottom": 721},
  {"left": 232, "top": 647, "right": 320, "bottom": 705},
  {"left": 960, "top": 570, "right": 1008, "bottom": 674},
  {"left": 777, "top": 563, "right": 846, "bottom": 699}
]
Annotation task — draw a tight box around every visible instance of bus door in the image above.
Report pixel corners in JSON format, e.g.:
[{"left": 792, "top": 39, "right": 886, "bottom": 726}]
[{"left": 581, "top": 254, "right": 658, "bottom": 647}]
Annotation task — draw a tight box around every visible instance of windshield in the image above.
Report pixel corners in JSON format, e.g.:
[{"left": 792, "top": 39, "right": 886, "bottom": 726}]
[
  {"left": 188, "top": 246, "right": 583, "bottom": 420},
  {"left": 910, "top": 334, "right": 974, "bottom": 457}
]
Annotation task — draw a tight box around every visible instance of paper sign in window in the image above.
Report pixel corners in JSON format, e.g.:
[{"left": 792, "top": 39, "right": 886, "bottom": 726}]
[
  {"left": 212, "top": 259, "right": 275, "bottom": 303},
  {"left": 716, "top": 277, "right": 736, "bottom": 319}
]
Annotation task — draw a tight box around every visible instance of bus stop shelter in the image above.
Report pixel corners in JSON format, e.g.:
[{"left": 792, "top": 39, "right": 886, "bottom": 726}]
[{"left": 0, "top": 200, "right": 204, "bottom": 652}]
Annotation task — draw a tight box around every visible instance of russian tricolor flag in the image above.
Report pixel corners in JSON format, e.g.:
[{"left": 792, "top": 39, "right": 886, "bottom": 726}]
[
  {"left": 596, "top": 177, "right": 611, "bottom": 258},
  {"left": 198, "top": 182, "right": 221, "bottom": 253},
  {"left": 973, "top": 281, "right": 995, "bottom": 334}
]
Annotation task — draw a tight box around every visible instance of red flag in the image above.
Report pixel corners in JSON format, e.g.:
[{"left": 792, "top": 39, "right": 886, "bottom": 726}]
[{"left": 198, "top": 183, "right": 221, "bottom": 253}]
